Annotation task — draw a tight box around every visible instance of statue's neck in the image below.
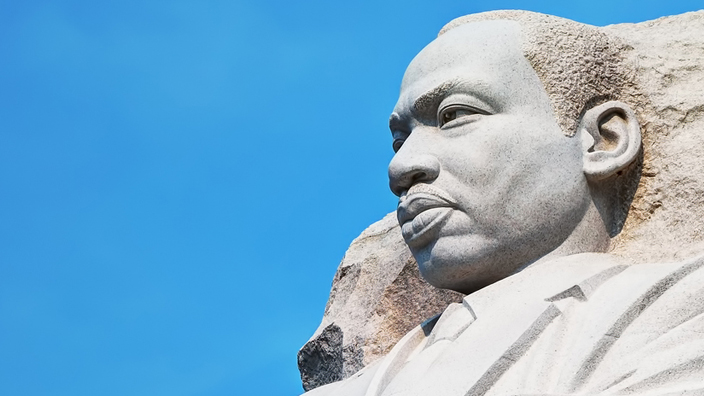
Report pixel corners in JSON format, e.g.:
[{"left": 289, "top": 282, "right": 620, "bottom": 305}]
[{"left": 527, "top": 199, "right": 611, "bottom": 271}]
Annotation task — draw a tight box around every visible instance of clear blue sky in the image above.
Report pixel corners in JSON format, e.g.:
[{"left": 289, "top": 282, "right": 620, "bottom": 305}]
[{"left": 1, "top": 1, "right": 701, "bottom": 395}]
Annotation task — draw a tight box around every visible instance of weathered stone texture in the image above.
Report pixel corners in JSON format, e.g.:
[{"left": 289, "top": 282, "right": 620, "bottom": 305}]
[
  {"left": 297, "top": 323, "right": 343, "bottom": 391},
  {"left": 604, "top": 11, "right": 704, "bottom": 262},
  {"left": 297, "top": 213, "right": 463, "bottom": 390}
]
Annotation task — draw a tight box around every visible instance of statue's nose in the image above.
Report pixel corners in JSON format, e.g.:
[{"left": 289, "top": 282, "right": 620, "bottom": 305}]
[{"left": 388, "top": 150, "right": 441, "bottom": 197}]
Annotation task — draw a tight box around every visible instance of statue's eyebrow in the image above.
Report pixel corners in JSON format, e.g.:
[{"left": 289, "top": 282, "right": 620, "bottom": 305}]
[{"left": 413, "top": 80, "right": 461, "bottom": 117}]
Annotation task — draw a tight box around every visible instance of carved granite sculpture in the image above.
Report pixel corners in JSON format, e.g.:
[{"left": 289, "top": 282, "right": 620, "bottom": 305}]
[{"left": 300, "top": 10, "right": 704, "bottom": 396}]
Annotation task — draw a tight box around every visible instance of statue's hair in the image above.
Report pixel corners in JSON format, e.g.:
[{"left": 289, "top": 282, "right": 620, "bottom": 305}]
[{"left": 440, "top": 10, "right": 637, "bottom": 136}]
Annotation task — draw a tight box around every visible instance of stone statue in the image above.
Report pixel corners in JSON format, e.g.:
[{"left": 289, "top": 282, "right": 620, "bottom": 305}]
[{"left": 300, "top": 10, "right": 704, "bottom": 396}]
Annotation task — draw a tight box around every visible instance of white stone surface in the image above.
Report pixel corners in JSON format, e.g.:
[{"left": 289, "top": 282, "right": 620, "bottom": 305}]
[{"left": 300, "top": 10, "right": 704, "bottom": 395}]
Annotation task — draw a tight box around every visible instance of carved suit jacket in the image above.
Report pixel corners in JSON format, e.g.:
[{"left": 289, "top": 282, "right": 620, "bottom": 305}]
[{"left": 304, "top": 253, "right": 704, "bottom": 396}]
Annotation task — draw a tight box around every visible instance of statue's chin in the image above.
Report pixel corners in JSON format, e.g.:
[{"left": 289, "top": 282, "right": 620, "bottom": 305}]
[{"left": 412, "top": 234, "right": 508, "bottom": 294}]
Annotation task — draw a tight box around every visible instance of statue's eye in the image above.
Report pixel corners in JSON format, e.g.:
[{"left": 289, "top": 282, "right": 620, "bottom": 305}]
[
  {"left": 441, "top": 110, "right": 458, "bottom": 125},
  {"left": 392, "top": 139, "right": 405, "bottom": 153},
  {"left": 438, "top": 106, "right": 483, "bottom": 127}
]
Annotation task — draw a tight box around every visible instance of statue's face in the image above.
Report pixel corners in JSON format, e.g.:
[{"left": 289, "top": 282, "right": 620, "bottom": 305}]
[{"left": 389, "top": 20, "right": 591, "bottom": 293}]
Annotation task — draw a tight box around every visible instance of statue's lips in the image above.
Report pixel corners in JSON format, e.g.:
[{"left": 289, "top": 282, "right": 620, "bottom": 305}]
[{"left": 397, "top": 185, "right": 457, "bottom": 248}]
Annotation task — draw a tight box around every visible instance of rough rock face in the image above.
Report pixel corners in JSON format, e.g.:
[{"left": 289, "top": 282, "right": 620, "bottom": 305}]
[
  {"left": 603, "top": 11, "right": 704, "bottom": 262},
  {"left": 297, "top": 213, "right": 463, "bottom": 391},
  {"left": 299, "top": 10, "right": 704, "bottom": 391},
  {"left": 297, "top": 323, "right": 344, "bottom": 390}
]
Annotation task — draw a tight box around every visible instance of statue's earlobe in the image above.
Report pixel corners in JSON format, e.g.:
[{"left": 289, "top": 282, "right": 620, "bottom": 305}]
[{"left": 580, "top": 101, "right": 641, "bottom": 181}]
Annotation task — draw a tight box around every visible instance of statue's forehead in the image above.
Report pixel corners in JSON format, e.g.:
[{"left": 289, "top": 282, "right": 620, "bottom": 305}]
[
  {"left": 401, "top": 20, "right": 524, "bottom": 92},
  {"left": 396, "top": 20, "right": 537, "bottom": 114}
]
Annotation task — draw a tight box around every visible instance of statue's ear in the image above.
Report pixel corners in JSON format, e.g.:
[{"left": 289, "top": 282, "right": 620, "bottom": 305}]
[{"left": 580, "top": 101, "right": 642, "bottom": 181}]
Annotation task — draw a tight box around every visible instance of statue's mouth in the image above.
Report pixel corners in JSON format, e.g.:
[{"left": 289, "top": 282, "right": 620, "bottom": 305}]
[{"left": 397, "top": 184, "right": 457, "bottom": 248}]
